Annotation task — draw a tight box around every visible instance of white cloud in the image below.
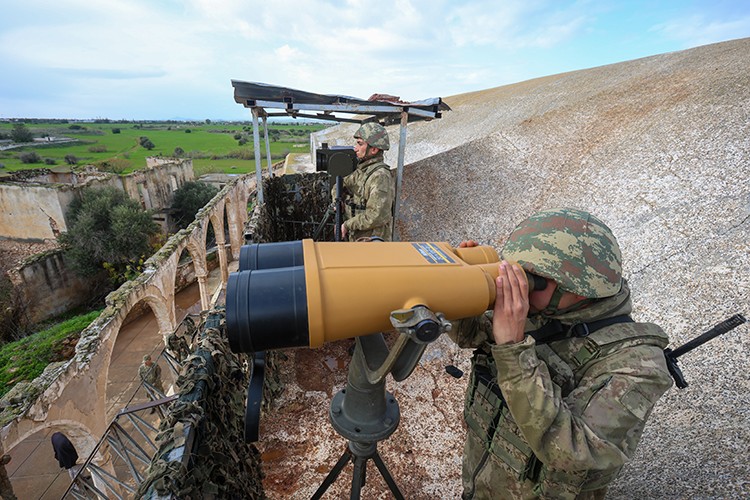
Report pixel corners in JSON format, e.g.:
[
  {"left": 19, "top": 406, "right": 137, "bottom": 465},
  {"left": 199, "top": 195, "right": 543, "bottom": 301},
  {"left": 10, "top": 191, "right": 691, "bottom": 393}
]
[
  {"left": 652, "top": 14, "right": 750, "bottom": 47},
  {"left": 1, "top": 0, "right": 748, "bottom": 119}
]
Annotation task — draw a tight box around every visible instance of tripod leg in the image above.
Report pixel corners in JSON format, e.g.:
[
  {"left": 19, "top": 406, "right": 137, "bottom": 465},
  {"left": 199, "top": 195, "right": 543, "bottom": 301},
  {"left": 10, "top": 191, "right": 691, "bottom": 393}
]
[
  {"left": 372, "top": 451, "right": 405, "bottom": 500},
  {"left": 350, "top": 455, "right": 367, "bottom": 500},
  {"left": 311, "top": 449, "right": 353, "bottom": 500}
]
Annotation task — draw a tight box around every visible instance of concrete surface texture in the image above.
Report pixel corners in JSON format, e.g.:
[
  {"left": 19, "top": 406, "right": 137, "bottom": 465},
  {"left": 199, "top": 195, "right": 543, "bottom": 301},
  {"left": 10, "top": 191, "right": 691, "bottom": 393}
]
[{"left": 262, "top": 38, "right": 749, "bottom": 499}]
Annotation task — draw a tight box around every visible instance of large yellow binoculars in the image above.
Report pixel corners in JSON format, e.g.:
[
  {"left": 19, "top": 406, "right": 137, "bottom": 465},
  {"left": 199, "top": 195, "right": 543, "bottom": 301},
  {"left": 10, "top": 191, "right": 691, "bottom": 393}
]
[{"left": 226, "top": 239, "right": 544, "bottom": 353}]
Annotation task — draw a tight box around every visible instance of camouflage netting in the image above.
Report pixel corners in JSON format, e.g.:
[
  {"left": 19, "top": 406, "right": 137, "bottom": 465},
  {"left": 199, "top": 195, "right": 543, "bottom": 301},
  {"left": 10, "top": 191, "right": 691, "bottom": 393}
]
[
  {"left": 251, "top": 173, "right": 335, "bottom": 243},
  {"left": 137, "top": 309, "right": 265, "bottom": 499},
  {"left": 244, "top": 173, "right": 334, "bottom": 419}
]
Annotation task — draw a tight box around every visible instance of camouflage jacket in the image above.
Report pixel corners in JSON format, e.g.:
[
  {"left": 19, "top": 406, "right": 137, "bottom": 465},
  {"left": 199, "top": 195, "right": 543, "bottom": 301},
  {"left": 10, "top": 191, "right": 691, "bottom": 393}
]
[
  {"left": 338, "top": 154, "right": 395, "bottom": 241},
  {"left": 449, "top": 281, "right": 672, "bottom": 499},
  {"left": 139, "top": 362, "right": 165, "bottom": 392}
]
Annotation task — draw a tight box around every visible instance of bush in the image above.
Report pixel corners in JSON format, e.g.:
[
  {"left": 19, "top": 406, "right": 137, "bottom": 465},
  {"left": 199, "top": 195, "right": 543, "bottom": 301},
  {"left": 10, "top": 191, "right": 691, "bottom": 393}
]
[
  {"left": 174, "top": 147, "right": 185, "bottom": 157},
  {"left": 112, "top": 128, "right": 121, "bottom": 134},
  {"left": 59, "top": 187, "right": 160, "bottom": 282},
  {"left": 97, "top": 158, "right": 131, "bottom": 174},
  {"left": 19, "top": 151, "right": 42, "bottom": 164},
  {"left": 226, "top": 148, "right": 255, "bottom": 160},
  {"left": 88, "top": 144, "right": 107, "bottom": 153},
  {"left": 172, "top": 181, "right": 219, "bottom": 229},
  {"left": 11, "top": 123, "right": 33, "bottom": 143},
  {"left": 44, "top": 158, "right": 56, "bottom": 165},
  {"left": 185, "top": 129, "right": 191, "bottom": 133},
  {"left": 139, "top": 136, "right": 155, "bottom": 150},
  {"left": 64, "top": 154, "right": 79, "bottom": 165}
]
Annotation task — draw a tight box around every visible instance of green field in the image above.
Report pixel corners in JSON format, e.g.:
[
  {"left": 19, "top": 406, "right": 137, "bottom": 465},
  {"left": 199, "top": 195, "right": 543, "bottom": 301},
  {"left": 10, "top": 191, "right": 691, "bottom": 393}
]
[{"left": 0, "top": 120, "right": 327, "bottom": 176}]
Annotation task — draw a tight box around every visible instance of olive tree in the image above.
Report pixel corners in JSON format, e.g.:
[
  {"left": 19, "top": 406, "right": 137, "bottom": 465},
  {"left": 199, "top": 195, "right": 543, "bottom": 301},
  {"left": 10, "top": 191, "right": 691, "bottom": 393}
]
[
  {"left": 171, "top": 181, "right": 219, "bottom": 229},
  {"left": 60, "top": 187, "right": 160, "bottom": 283},
  {"left": 11, "top": 123, "right": 33, "bottom": 143}
]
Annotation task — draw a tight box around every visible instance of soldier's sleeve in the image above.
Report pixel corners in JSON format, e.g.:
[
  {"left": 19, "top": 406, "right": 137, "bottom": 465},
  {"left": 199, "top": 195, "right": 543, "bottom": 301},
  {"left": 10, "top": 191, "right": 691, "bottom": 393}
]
[
  {"left": 343, "top": 170, "right": 393, "bottom": 232},
  {"left": 447, "top": 312, "right": 494, "bottom": 348},
  {"left": 491, "top": 335, "right": 672, "bottom": 471}
]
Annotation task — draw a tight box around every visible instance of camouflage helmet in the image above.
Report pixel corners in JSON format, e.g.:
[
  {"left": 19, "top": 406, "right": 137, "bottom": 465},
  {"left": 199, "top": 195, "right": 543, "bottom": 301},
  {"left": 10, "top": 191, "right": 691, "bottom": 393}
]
[
  {"left": 501, "top": 208, "right": 622, "bottom": 298},
  {"left": 354, "top": 122, "right": 390, "bottom": 150}
]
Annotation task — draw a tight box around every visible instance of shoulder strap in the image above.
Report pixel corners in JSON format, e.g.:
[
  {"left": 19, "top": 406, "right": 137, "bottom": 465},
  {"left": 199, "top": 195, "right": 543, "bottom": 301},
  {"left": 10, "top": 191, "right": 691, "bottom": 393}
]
[
  {"left": 528, "top": 315, "right": 634, "bottom": 344},
  {"left": 363, "top": 162, "right": 390, "bottom": 186}
]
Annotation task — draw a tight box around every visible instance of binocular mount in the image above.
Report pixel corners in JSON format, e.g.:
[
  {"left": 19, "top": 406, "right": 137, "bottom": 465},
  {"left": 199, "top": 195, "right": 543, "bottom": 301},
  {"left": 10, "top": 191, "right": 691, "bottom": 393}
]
[{"left": 311, "top": 305, "right": 451, "bottom": 500}]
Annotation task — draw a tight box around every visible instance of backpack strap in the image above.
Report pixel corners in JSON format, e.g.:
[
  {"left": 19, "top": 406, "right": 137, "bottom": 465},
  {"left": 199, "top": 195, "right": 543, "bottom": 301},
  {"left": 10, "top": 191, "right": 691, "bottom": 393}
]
[
  {"left": 363, "top": 162, "right": 390, "bottom": 186},
  {"left": 528, "top": 315, "right": 634, "bottom": 344}
]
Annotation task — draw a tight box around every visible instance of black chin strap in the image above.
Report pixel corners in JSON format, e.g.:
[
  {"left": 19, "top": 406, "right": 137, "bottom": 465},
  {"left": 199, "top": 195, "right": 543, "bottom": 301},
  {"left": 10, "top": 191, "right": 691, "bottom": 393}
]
[{"left": 528, "top": 315, "right": 634, "bottom": 344}]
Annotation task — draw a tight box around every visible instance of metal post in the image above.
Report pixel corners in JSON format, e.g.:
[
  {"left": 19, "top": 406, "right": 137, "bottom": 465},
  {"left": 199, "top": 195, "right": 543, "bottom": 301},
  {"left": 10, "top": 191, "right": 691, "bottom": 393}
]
[
  {"left": 262, "top": 115, "right": 273, "bottom": 177},
  {"left": 393, "top": 110, "right": 408, "bottom": 241},
  {"left": 251, "top": 107, "right": 263, "bottom": 203}
]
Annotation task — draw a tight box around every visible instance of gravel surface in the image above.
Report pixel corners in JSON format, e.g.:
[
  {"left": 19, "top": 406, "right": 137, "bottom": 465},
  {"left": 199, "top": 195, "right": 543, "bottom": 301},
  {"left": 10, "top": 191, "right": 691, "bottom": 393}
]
[{"left": 266, "top": 38, "right": 750, "bottom": 499}]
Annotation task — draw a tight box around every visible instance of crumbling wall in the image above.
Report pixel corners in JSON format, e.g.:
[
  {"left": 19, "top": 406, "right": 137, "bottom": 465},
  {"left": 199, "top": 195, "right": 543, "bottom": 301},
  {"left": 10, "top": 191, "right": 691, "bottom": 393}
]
[
  {"left": 10, "top": 249, "right": 107, "bottom": 324},
  {"left": 122, "top": 158, "right": 194, "bottom": 213},
  {"left": 0, "top": 159, "right": 193, "bottom": 242},
  {"left": 0, "top": 182, "right": 79, "bottom": 241}
]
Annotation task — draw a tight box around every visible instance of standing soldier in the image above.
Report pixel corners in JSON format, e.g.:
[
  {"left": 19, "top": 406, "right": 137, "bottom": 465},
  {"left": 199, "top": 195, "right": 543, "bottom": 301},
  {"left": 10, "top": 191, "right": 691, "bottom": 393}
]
[
  {"left": 338, "top": 122, "right": 395, "bottom": 241},
  {"left": 450, "top": 208, "right": 673, "bottom": 499},
  {"left": 139, "top": 354, "right": 165, "bottom": 398}
]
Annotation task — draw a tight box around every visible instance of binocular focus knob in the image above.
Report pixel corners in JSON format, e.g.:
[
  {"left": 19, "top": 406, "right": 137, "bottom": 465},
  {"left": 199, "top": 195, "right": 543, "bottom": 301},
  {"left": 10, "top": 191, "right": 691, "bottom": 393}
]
[{"left": 413, "top": 319, "right": 441, "bottom": 342}]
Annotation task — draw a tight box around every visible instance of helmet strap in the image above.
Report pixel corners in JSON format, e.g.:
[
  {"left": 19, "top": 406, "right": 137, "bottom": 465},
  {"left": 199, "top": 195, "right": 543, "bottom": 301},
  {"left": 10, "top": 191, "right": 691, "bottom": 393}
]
[
  {"left": 359, "top": 147, "right": 382, "bottom": 163},
  {"left": 540, "top": 286, "right": 566, "bottom": 316},
  {"left": 540, "top": 288, "right": 595, "bottom": 317}
]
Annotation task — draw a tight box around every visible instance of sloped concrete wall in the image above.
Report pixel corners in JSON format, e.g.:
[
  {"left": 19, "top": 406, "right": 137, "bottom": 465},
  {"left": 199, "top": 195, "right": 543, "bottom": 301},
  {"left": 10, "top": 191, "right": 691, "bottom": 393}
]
[{"left": 299, "top": 38, "right": 750, "bottom": 498}]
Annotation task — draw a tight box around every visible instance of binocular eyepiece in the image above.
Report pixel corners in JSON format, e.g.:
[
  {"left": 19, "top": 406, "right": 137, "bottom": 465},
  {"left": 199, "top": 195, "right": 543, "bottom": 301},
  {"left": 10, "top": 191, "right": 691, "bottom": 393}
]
[{"left": 226, "top": 240, "right": 546, "bottom": 353}]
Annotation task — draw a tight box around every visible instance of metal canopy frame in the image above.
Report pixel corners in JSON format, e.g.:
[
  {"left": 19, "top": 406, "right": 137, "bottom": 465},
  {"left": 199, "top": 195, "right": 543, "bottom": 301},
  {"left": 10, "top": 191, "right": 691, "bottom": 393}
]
[{"left": 231, "top": 80, "right": 449, "bottom": 239}]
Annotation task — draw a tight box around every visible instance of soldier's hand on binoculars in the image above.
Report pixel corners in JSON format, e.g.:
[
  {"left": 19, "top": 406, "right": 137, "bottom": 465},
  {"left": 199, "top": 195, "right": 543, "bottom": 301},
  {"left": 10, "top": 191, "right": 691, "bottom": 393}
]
[
  {"left": 458, "top": 240, "right": 480, "bottom": 248},
  {"left": 492, "top": 261, "right": 529, "bottom": 345}
]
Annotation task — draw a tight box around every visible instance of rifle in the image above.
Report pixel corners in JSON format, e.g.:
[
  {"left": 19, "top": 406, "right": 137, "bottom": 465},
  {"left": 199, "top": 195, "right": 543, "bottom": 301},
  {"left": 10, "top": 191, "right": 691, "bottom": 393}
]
[
  {"left": 312, "top": 176, "right": 345, "bottom": 242},
  {"left": 664, "top": 314, "right": 747, "bottom": 388}
]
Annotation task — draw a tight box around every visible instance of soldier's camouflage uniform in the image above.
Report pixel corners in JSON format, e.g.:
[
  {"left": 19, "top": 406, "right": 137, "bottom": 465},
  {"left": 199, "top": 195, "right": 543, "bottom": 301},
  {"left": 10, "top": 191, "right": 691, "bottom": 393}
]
[
  {"left": 449, "top": 208, "right": 673, "bottom": 499},
  {"left": 139, "top": 359, "right": 165, "bottom": 395},
  {"left": 339, "top": 153, "right": 395, "bottom": 241}
]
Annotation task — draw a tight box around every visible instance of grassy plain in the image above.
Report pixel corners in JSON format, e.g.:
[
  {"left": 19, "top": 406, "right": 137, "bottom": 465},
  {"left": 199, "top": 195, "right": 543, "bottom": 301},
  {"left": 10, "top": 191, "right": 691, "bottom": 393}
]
[
  {"left": 0, "top": 120, "right": 326, "bottom": 176},
  {"left": 0, "top": 309, "right": 102, "bottom": 398}
]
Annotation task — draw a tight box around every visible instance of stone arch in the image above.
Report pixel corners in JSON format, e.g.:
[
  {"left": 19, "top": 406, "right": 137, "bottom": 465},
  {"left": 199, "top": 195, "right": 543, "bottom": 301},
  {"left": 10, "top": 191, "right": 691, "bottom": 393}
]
[
  {"left": 3, "top": 419, "right": 109, "bottom": 499},
  {"left": 184, "top": 229, "right": 210, "bottom": 310},
  {"left": 3, "top": 419, "right": 96, "bottom": 458},
  {"left": 225, "top": 188, "right": 248, "bottom": 260},
  {"left": 138, "top": 286, "right": 175, "bottom": 338},
  {"left": 207, "top": 200, "right": 229, "bottom": 287}
]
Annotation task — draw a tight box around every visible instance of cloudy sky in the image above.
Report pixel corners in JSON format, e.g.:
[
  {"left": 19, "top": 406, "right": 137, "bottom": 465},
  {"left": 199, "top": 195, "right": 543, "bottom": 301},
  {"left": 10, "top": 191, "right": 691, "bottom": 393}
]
[{"left": 1, "top": 0, "right": 749, "bottom": 121}]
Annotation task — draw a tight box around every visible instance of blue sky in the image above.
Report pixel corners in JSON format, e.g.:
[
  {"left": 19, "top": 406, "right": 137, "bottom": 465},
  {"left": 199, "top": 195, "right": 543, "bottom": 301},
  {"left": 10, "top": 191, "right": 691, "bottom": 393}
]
[{"left": 1, "top": 0, "right": 749, "bottom": 121}]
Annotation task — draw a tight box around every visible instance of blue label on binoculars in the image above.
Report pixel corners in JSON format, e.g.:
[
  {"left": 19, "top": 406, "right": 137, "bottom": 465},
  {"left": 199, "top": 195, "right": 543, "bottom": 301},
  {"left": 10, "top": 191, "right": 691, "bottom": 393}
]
[{"left": 412, "top": 243, "right": 456, "bottom": 264}]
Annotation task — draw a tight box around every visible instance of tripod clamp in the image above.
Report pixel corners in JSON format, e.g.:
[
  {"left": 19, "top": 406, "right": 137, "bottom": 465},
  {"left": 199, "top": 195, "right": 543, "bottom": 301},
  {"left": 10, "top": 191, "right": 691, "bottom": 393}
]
[{"left": 313, "top": 306, "right": 450, "bottom": 499}]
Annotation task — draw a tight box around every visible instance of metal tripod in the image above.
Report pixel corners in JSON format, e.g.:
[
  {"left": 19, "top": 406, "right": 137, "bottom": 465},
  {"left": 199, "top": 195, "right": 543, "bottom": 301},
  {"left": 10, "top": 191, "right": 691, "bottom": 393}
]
[{"left": 311, "top": 306, "right": 451, "bottom": 500}]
